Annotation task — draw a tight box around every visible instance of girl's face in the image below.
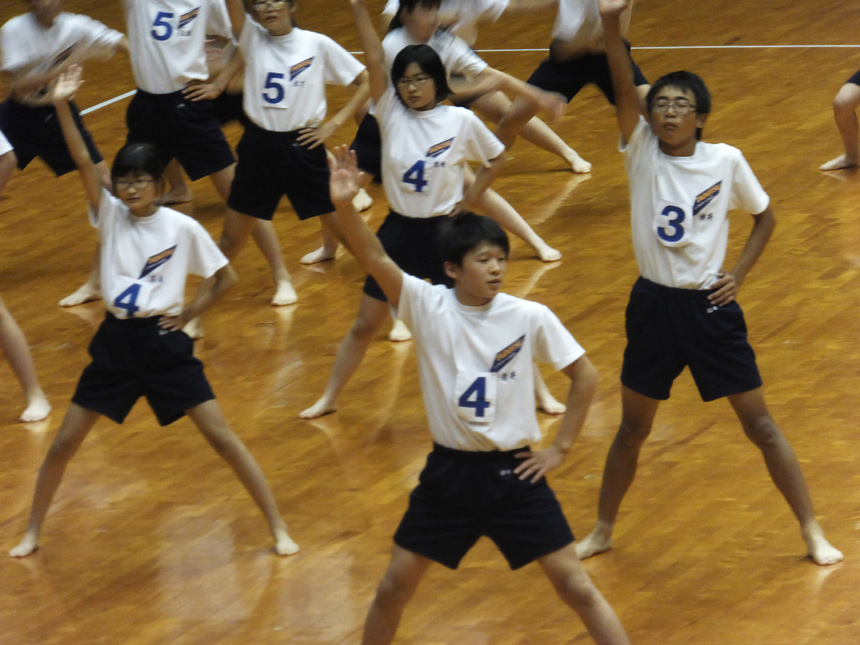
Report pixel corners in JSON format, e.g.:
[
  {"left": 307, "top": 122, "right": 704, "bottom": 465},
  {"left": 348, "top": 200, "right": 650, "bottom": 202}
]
[
  {"left": 252, "top": 0, "right": 295, "bottom": 37},
  {"left": 29, "top": 0, "right": 62, "bottom": 28},
  {"left": 400, "top": 4, "right": 440, "bottom": 41},
  {"left": 114, "top": 173, "right": 161, "bottom": 217},
  {"left": 396, "top": 62, "right": 437, "bottom": 111}
]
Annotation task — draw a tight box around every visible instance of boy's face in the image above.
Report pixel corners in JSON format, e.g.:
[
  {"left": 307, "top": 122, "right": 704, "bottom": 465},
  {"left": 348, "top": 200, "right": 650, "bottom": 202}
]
[
  {"left": 445, "top": 241, "right": 508, "bottom": 307},
  {"left": 29, "top": 0, "right": 62, "bottom": 27},
  {"left": 648, "top": 86, "right": 708, "bottom": 155}
]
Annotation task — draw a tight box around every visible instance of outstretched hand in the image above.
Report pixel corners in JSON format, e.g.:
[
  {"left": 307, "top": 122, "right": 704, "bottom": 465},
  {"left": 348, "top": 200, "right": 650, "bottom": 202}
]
[
  {"left": 51, "top": 64, "right": 83, "bottom": 104},
  {"left": 598, "top": 0, "right": 630, "bottom": 18},
  {"left": 328, "top": 145, "right": 364, "bottom": 205}
]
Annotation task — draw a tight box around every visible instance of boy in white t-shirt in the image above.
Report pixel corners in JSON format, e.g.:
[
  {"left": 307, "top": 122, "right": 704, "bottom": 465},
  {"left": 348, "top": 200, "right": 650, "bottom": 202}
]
[
  {"left": 326, "top": 145, "right": 630, "bottom": 645},
  {"left": 573, "top": 0, "right": 842, "bottom": 567}
]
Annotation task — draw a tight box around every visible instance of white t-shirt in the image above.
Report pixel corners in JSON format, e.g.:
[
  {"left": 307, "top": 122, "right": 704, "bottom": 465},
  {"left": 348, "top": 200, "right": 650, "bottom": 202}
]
[
  {"left": 123, "top": 0, "right": 232, "bottom": 94},
  {"left": 382, "top": 0, "right": 509, "bottom": 45},
  {"left": 0, "top": 12, "right": 124, "bottom": 106},
  {"left": 622, "top": 116, "right": 771, "bottom": 289},
  {"left": 93, "top": 190, "right": 228, "bottom": 319},
  {"left": 382, "top": 27, "right": 487, "bottom": 79},
  {"left": 238, "top": 21, "right": 365, "bottom": 132},
  {"left": 375, "top": 87, "right": 504, "bottom": 218},
  {"left": 397, "top": 274, "right": 585, "bottom": 451},
  {"left": 0, "top": 129, "right": 11, "bottom": 156},
  {"left": 552, "top": 0, "right": 602, "bottom": 47}
]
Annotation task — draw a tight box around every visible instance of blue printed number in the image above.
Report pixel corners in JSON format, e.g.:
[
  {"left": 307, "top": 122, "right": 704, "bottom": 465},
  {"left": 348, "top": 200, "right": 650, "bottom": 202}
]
[
  {"left": 657, "top": 205, "right": 686, "bottom": 243},
  {"left": 262, "top": 72, "right": 286, "bottom": 104},
  {"left": 151, "top": 11, "right": 174, "bottom": 41},
  {"left": 402, "top": 160, "right": 428, "bottom": 193},
  {"left": 113, "top": 284, "right": 141, "bottom": 317},
  {"left": 458, "top": 376, "right": 490, "bottom": 418}
]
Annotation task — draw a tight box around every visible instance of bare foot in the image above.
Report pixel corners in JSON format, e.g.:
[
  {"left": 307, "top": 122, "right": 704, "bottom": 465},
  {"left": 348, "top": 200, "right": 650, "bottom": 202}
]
[
  {"left": 388, "top": 318, "right": 412, "bottom": 342},
  {"left": 20, "top": 395, "right": 51, "bottom": 423},
  {"left": 534, "top": 242, "right": 562, "bottom": 263},
  {"left": 818, "top": 154, "right": 860, "bottom": 171},
  {"left": 58, "top": 282, "right": 102, "bottom": 307},
  {"left": 158, "top": 187, "right": 193, "bottom": 205},
  {"left": 300, "top": 245, "right": 337, "bottom": 265},
  {"left": 271, "top": 281, "right": 298, "bottom": 306},
  {"left": 353, "top": 187, "right": 373, "bottom": 212},
  {"left": 537, "top": 394, "right": 566, "bottom": 416},
  {"left": 298, "top": 397, "right": 337, "bottom": 420},
  {"left": 803, "top": 525, "right": 843, "bottom": 565},
  {"left": 183, "top": 317, "right": 203, "bottom": 340},
  {"left": 575, "top": 526, "right": 613, "bottom": 560},
  {"left": 274, "top": 531, "right": 300, "bottom": 556},
  {"left": 9, "top": 531, "right": 39, "bottom": 558},
  {"left": 567, "top": 151, "right": 593, "bottom": 174}
]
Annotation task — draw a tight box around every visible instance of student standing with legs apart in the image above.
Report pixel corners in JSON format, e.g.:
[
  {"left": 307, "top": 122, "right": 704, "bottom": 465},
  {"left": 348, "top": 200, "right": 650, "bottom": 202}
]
[
  {"left": 574, "top": 0, "right": 842, "bottom": 567},
  {"left": 326, "top": 142, "right": 630, "bottom": 645},
  {"left": 9, "top": 67, "right": 298, "bottom": 559},
  {"left": 0, "top": 129, "right": 51, "bottom": 422}
]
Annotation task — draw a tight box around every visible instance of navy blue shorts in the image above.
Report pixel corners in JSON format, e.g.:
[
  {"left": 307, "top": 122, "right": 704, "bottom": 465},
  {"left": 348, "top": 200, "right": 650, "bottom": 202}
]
[
  {"left": 72, "top": 314, "right": 215, "bottom": 426},
  {"left": 349, "top": 112, "right": 383, "bottom": 183},
  {"left": 0, "top": 98, "right": 103, "bottom": 176},
  {"left": 363, "top": 211, "right": 448, "bottom": 301},
  {"left": 212, "top": 92, "right": 250, "bottom": 128},
  {"left": 528, "top": 41, "right": 649, "bottom": 104},
  {"left": 394, "top": 444, "right": 575, "bottom": 570},
  {"left": 621, "top": 277, "right": 763, "bottom": 402},
  {"left": 125, "top": 89, "right": 235, "bottom": 181},
  {"left": 228, "top": 121, "right": 334, "bottom": 221},
  {"left": 847, "top": 68, "right": 860, "bottom": 86}
]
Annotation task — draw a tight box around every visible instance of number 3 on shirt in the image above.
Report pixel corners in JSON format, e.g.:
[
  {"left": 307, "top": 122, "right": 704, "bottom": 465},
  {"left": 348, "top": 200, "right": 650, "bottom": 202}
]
[
  {"left": 402, "top": 160, "right": 428, "bottom": 193},
  {"left": 654, "top": 202, "right": 691, "bottom": 247},
  {"left": 113, "top": 284, "right": 141, "bottom": 317}
]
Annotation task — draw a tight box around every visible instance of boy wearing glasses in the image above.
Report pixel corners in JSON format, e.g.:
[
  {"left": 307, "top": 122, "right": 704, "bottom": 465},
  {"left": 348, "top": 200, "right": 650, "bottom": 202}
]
[{"left": 573, "top": 0, "right": 842, "bottom": 567}]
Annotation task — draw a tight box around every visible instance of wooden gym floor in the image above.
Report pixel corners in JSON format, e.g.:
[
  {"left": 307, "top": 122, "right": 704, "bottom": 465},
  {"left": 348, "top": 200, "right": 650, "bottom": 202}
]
[{"left": 1, "top": 1, "right": 859, "bottom": 643}]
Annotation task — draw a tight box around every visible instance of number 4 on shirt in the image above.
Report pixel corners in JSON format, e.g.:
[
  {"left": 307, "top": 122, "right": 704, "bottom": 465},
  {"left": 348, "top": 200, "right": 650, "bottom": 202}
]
[
  {"left": 402, "top": 160, "right": 428, "bottom": 193},
  {"left": 113, "top": 283, "right": 141, "bottom": 317}
]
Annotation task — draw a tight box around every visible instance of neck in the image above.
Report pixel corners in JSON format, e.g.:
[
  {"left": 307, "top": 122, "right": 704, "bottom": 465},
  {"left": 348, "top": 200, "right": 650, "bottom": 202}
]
[
  {"left": 454, "top": 287, "right": 494, "bottom": 308},
  {"left": 659, "top": 138, "right": 698, "bottom": 157}
]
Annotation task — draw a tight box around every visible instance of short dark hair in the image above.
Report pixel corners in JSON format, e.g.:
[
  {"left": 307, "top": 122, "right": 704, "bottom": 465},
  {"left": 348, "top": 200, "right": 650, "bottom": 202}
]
[
  {"left": 646, "top": 70, "right": 711, "bottom": 140},
  {"left": 387, "top": 0, "right": 442, "bottom": 32},
  {"left": 391, "top": 44, "right": 451, "bottom": 105},
  {"left": 111, "top": 143, "right": 166, "bottom": 186},
  {"left": 437, "top": 212, "right": 510, "bottom": 277}
]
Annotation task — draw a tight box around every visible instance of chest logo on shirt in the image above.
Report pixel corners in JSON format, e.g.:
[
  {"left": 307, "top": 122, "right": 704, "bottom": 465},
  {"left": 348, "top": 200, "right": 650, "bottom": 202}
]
[
  {"left": 290, "top": 58, "right": 314, "bottom": 81},
  {"left": 51, "top": 46, "right": 76, "bottom": 70},
  {"left": 178, "top": 8, "right": 200, "bottom": 32},
  {"left": 693, "top": 181, "right": 721, "bottom": 216},
  {"left": 427, "top": 138, "right": 454, "bottom": 158},
  {"left": 490, "top": 335, "right": 525, "bottom": 373},
  {"left": 139, "top": 246, "right": 177, "bottom": 279}
]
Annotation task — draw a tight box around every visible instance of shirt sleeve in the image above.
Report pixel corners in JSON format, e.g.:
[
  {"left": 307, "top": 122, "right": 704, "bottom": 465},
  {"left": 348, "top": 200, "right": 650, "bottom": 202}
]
[
  {"left": 460, "top": 110, "right": 505, "bottom": 166},
  {"left": 443, "top": 33, "right": 488, "bottom": 77},
  {"left": 396, "top": 273, "right": 443, "bottom": 340},
  {"left": 206, "top": 0, "right": 235, "bottom": 40},
  {"left": 0, "top": 21, "right": 26, "bottom": 73},
  {"left": 531, "top": 304, "right": 586, "bottom": 371},
  {"left": 728, "top": 149, "right": 770, "bottom": 215},
  {"left": 185, "top": 219, "right": 230, "bottom": 278},
  {"left": 620, "top": 116, "right": 653, "bottom": 181},
  {"left": 73, "top": 15, "right": 125, "bottom": 59},
  {"left": 321, "top": 35, "right": 366, "bottom": 86}
]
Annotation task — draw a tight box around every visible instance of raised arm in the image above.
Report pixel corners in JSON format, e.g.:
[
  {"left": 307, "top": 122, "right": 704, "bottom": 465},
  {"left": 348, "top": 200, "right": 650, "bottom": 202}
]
[
  {"left": 51, "top": 66, "right": 103, "bottom": 213},
  {"left": 513, "top": 355, "right": 598, "bottom": 482},
  {"left": 224, "top": 0, "right": 247, "bottom": 39},
  {"left": 599, "top": 0, "right": 640, "bottom": 143},
  {"left": 474, "top": 68, "right": 566, "bottom": 121},
  {"left": 708, "top": 205, "right": 776, "bottom": 307},
  {"left": 329, "top": 145, "right": 403, "bottom": 306},
  {"left": 350, "top": 0, "right": 388, "bottom": 102},
  {"left": 459, "top": 154, "right": 506, "bottom": 212}
]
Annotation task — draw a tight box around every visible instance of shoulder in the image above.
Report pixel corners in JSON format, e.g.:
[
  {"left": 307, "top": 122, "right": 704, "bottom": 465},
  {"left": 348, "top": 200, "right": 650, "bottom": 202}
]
[{"left": 1, "top": 13, "right": 31, "bottom": 36}]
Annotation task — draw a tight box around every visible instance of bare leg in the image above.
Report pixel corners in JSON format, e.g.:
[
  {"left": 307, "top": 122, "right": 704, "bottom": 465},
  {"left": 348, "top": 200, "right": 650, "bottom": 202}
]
[
  {"left": 250, "top": 219, "right": 296, "bottom": 306},
  {"left": 299, "top": 295, "right": 390, "bottom": 419},
  {"left": 300, "top": 212, "right": 341, "bottom": 265},
  {"left": 472, "top": 92, "right": 591, "bottom": 173},
  {"left": 160, "top": 159, "right": 193, "bottom": 204},
  {"left": 362, "top": 545, "right": 432, "bottom": 645},
  {"left": 186, "top": 400, "right": 298, "bottom": 555},
  {"left": 59, "top": 161, "right": 112, "bottom": 307},
  {"left": 9, "top": 404, "right": 101, "bottom": 557},
  {"left": 539, "top": 545, "right": 631, "bottom": 645},
  {"left": 728, "top": 388, "right": 843, "bottom": 565},
  {"left": 534, "top": 366, "right": 565, "bottom": 415},
  {"left": 576, "top": 386, "right": 659, "bottom": 559},
  {"left": 819, "top": 83, "right": 860, "bottom": 170},
  {"left": 476, "top": 186, "right": 561, "bottom": 262},
  {"left": 494, "top": 95, "right": 540, "bottom": 150},
  {"left": 0, "top": 296, "right": 50, "bottom": 422}
]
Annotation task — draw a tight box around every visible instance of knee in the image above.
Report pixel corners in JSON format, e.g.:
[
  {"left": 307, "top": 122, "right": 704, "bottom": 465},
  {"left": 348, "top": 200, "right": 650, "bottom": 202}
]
[
  {"left": 615, "top": 417, "right": 652, "bottom": 449},
  {"left": 833, "top": 89, "right": 860, "bottom": 115},
  {"left": 554, "top": 569, "right": 601, "bottom": 610},
  {"left": 742, "top": 414, "right": 782, "bottom": 449},
  {"left": 373, "top": 570, "right": 417, "bottom": 611},
  {"left": 349, "top": 312, "right": 384, "bottom": 340}
]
